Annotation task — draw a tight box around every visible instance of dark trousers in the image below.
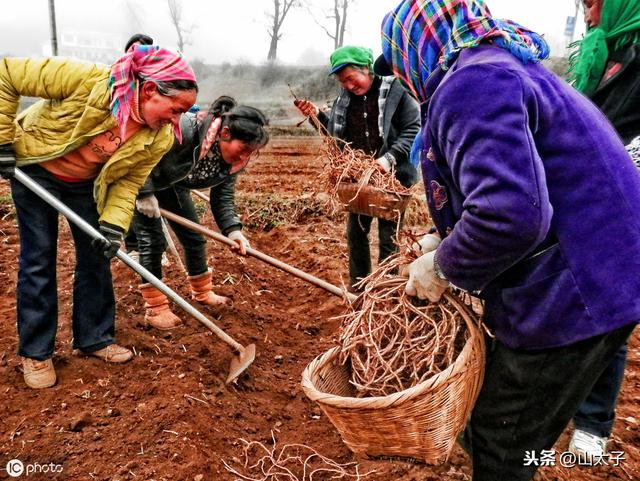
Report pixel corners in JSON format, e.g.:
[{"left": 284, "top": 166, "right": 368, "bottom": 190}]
[
  {"left": 124, "top": 228, "right": 138, "bottom": 252},
  {"left": 10, "top": 165, "right": 116, "bottom": 359},
  {"left": 573, "top": 342, "right": 629, "bottom": 437},
  {"left": 347, "top": 213, "right": 398, "bottom": 286},
  {"left": 465, "top": 322, "right": 635, "bottom": 481},
  {"left": 131, "top": 186, "right": 207, "bottom": 280}
]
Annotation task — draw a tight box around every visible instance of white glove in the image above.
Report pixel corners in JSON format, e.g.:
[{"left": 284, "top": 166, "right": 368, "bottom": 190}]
[
  {"left": 405, "top": 250, "right": 449, "bottom": 302},
  {"left": 375, "top": 153, "right": 396, "bottom": 173},
  {"left": 136, "top": 195, "right": 160, "bottom": 218},
  {"left": 228, "top": 230, "right": 250, "bottom": 256},
  {"left": 414, "top": 233, "right": 441, "bottom": 254}
]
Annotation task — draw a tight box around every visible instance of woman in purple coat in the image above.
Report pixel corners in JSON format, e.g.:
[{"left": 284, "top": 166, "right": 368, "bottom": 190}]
[{"left": 376, "top": 1, "right": 640, "bottom": 480}]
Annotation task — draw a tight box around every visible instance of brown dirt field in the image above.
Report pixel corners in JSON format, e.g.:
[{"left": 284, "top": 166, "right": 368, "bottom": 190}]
[{"left": 0, "top": 135, "right": 638, "bottom": 481}]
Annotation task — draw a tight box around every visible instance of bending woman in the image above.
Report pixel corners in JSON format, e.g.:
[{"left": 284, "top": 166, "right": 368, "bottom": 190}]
[
  {"left": 0, "top": 45, "right": 197, "bottom": 388},
  {"left": 131, "top": 96, "right": 268, "bottom": 329}
]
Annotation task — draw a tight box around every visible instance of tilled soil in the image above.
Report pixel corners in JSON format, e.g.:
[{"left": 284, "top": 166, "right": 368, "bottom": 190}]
[{"left": 0, "top": 136, "right": 638, "bottom": 481}]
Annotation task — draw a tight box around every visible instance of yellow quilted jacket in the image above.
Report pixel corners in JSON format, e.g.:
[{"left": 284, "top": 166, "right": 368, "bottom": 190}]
[{"left": 0, "top": 57, "right": 174, "bottom": 230}]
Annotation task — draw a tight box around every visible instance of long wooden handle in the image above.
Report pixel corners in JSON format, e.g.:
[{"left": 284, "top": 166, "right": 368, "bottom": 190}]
[{"left": 160, "top": 207, "right": 356, "bottom": 303}]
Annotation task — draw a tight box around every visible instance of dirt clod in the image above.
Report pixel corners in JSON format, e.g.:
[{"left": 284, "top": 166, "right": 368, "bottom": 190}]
[{"left": 69, "top": 412, "right": 93, "bottom": 432}]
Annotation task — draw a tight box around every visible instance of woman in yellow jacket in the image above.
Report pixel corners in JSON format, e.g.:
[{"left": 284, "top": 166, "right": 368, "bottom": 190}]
[{"left": 0, "top": 45, "right": 197, "bottom": 389}]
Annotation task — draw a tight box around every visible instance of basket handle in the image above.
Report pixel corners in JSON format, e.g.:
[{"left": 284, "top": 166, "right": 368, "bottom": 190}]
[{"left": 357, "top": 167, "right": 376, "bottom": 189}]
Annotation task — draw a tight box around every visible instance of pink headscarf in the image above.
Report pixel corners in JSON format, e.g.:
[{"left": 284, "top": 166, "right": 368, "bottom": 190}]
[{"left": 108, "top": 45, "right": 196, "bottom": 142}]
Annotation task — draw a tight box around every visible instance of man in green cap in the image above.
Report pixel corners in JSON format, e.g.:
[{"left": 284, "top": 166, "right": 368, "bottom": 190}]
[{"left": 295, "top": 45, "right": 420, "bottom": 289}]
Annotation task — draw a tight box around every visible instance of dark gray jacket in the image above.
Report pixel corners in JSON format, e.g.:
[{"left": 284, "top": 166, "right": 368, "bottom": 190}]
[
  {"left": 138, "top": 113, "right": 242, "bottom": 235},
  {"left": 590, "top": 42, "right": 640, "bottom": 144},
  {"left": 317, "top": 76, "right": 421, "bottom": 187}
]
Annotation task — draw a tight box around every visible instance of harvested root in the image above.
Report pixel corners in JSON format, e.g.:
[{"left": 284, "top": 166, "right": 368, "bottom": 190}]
[
  {"left": 337, "top": 234, "right": 473, "bottom": 397},
  {"left": 403, "top": 192, "right": 431, "bottom": 229},
  {"left": 307, "top": 114, "right": 411, "bottom": 198},
  {"left": 222, "top": 432, "right": 375, "bottom": 480},
  {"left": 288, "top": 88, "right": 411, "bottom": 207}
]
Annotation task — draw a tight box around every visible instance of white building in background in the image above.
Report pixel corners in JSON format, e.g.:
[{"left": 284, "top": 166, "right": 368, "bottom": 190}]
[{"left": 41, "top": 31, "right": 121, "bottom": 64}]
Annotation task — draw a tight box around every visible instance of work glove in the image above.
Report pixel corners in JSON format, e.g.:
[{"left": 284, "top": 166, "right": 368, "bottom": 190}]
[
  {"left": 0, "top": 144, "right": 16, "bottom": 179},
  {"left": 404, "top": 250, "right": 449, "bottom": 302},
  {"left": 228, "top": 230, "right": 250, "bottom": 256},
  {"left": 136, "top": 195, "right": 161, "bottom": 218},
  {"left": 375, "top": 153, "right": 396, "bottom": 173},
  {"left": 414, "top": 233, "right": 441, "bottom": 255},
  {"left": 91, "top": 223, "right": 124, "bottom": 259}
]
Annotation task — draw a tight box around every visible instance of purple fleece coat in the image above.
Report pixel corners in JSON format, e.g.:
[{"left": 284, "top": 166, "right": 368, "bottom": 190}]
[{"left": 420, "top": 45, "right": 640, "bottom": 350}]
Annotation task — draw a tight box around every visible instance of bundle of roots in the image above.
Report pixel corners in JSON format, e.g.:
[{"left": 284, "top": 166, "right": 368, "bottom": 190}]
[
  {"left": 222, "top": 432, "right": 374, "bottom": 480},
  {"left": 307, "top": 113, "right": 411, "bottom": 197},
  {"left": 337, "top": 234, "right": 472, "bottom": 398}
]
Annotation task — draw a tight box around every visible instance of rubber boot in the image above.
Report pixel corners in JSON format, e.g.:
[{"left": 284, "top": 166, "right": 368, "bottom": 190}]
[
  {"left": 188, "top": 269, "right": 230, "bottom": 306},
  {"left": 139, "top": 283, "right": 182, "bottom": 330}
]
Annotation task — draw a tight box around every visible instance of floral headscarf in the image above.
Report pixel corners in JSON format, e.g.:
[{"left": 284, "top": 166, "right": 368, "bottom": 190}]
[{"left": 109, "top": 44, "right": 196, "bottom": 142}]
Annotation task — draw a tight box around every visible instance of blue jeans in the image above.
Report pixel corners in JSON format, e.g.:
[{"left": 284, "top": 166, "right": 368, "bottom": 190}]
[
  {"left": 10, "top": 165, "right": 116, "bottom": 360},
  {"left": 573, "top": 342, "right": 629, "bottom": 437}
]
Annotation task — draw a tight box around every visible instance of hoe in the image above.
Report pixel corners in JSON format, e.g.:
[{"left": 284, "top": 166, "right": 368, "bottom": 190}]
[{"left": 164, "top": 189, "right": 357, "bottom": 303}]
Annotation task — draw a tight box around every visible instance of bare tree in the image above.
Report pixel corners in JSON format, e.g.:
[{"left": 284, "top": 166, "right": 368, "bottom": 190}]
[
  {"left": 267, "top": 0, "right": 299, "bottom": 62},
  {"left": 306, "top": 0, "right": 354, "bottom": 50},
  {"left": 167, "top": 0, "right": 192, "bottom": 54}
]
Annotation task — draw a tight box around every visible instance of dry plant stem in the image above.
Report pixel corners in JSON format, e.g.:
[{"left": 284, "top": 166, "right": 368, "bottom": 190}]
[
  {"left": 337, "top": 235, "right": 473, "bottom": 397},
  {"left": 305, "top": 112, "right": 411, "bottom": 197},
  {"left": 222, "top": 432, "right": 375, "bottom": 480}
]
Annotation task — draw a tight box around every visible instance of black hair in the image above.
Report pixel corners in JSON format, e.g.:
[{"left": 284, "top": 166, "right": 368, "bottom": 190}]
[
  {"left": 124, "top": 33, "right": 154, "bottom": 52},
  {"left": 214, "top": 97, "right": 269, "bottom": 148},
  {"left": 208, "top": 95, "right": 237, "bottom": 117}
]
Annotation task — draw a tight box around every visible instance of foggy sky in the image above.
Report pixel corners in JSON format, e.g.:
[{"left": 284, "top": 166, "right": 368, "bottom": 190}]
[{"left": 1, "top": 0, "right": 586, "bottom": 64}]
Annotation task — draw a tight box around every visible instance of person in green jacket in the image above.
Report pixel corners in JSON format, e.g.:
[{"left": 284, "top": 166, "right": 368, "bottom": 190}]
[{"left": 0, "top": 45, "right": 197, "bottom": 389}]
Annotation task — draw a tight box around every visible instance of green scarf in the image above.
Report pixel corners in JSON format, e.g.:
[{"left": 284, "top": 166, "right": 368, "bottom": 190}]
[
  {"left": 568, "top": 0, "right": 640, "bottom": 95},
  {"left": 569, "top": 0, "right": 640, "bottom": 95}
]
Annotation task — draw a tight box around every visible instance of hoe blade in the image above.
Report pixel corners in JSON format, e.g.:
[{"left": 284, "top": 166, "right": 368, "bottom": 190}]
[{"left": 226, "top": 343, "right": 256, "bottom": 384}]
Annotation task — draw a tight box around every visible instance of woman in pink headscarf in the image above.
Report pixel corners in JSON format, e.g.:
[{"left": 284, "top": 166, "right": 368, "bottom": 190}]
[{"left": 0, "top": 44, "right": 197, "bottom": 389}]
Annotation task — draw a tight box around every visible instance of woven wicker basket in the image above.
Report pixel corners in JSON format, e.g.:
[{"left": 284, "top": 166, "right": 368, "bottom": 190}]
[
  {"left": 300, "top": 293, "right": 485, "bottom": 464},
  {"left": 336, "top": 169, "right": 411, "bottom": 221}
]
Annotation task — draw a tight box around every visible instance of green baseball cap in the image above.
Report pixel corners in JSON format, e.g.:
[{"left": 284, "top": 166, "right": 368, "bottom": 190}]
[{"left": 329, "top": 46, "right": 374, "bottom": 75}]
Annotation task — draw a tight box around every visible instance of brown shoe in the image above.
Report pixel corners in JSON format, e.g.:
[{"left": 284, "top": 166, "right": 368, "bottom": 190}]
[
  {"left": 188, "top": 269, "right": 230, "bottom": 306},
  {"left": 22, "top": 358, "right": 57, "bottom": 389},
  {"left": 139, "top": 283, "right": 183, "bottom": 330},
  {"left": 86, "top": 344, "right": 133, "bottom": 363}
]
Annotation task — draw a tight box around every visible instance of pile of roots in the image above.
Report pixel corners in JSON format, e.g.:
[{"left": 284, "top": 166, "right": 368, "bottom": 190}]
[
  {"left": 222, "top": 433, "right": 374, "bottom": 480},
  {"left": 337, "top": 234, "right": 472, "bottom": 398},
  {"left": 307, "top": 113, "right": 411, "bottom": 197}
]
